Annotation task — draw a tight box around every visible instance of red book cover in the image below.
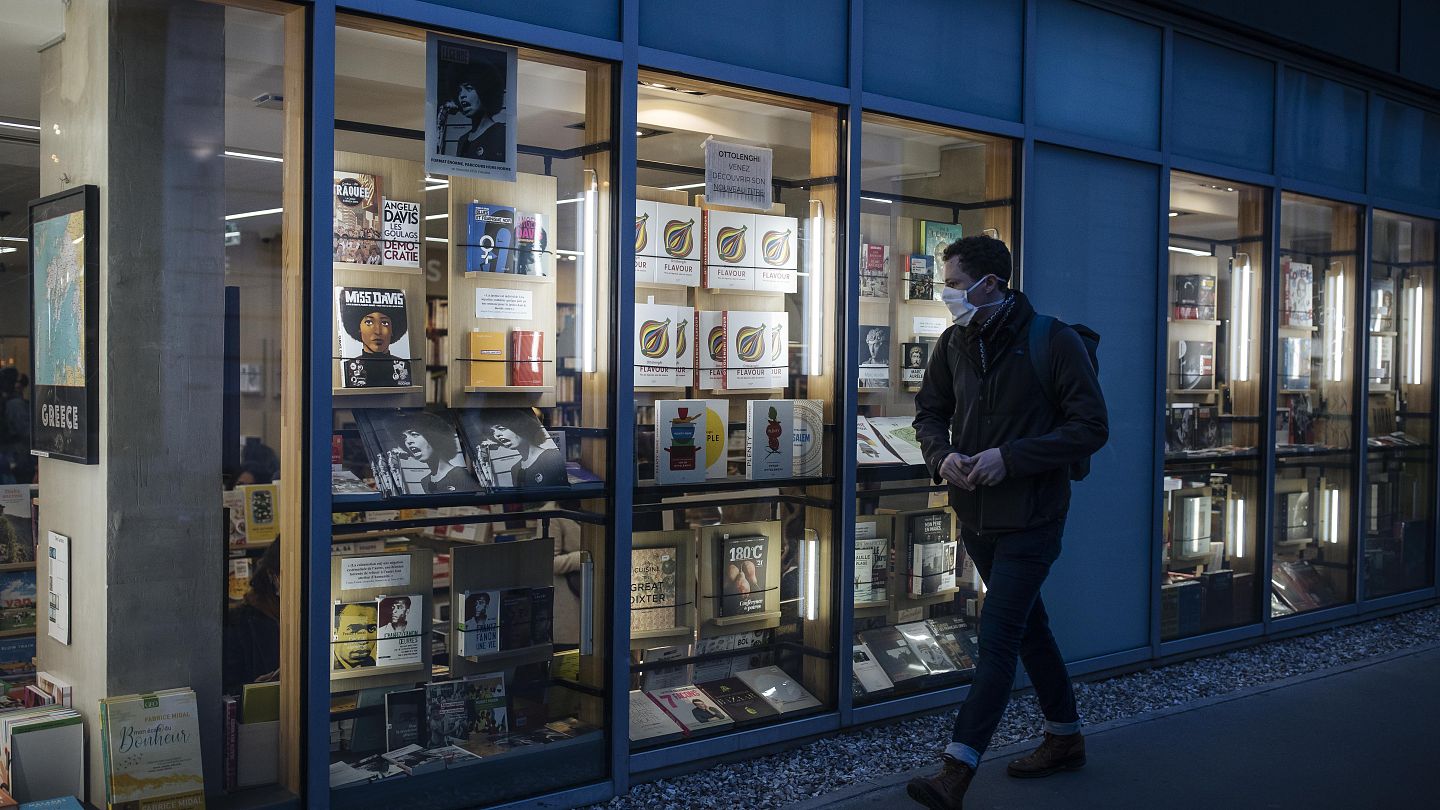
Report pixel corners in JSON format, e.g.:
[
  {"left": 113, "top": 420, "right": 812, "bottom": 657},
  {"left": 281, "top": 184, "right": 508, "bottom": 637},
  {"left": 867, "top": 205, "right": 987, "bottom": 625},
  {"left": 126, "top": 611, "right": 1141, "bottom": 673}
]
[{"left": 511, "top": 330, "right": 545, "bottom": 387}]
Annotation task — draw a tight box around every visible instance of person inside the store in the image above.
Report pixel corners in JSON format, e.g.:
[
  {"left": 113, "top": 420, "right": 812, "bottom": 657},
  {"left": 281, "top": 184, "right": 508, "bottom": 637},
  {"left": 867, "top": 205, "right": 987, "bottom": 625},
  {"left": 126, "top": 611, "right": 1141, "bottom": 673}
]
[
  {"left": 223, "top": 537, "right": 281, "bottom": 695},
  {"left": 908, "top": 235, "right": 1108, "bottom": 809}
]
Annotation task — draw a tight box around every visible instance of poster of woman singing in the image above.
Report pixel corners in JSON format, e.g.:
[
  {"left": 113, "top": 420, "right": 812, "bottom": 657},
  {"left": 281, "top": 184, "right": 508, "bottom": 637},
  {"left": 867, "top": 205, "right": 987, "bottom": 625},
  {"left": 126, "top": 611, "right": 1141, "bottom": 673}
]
[{"left": 425, "top": 33, "right": 518, "bottom": 182}]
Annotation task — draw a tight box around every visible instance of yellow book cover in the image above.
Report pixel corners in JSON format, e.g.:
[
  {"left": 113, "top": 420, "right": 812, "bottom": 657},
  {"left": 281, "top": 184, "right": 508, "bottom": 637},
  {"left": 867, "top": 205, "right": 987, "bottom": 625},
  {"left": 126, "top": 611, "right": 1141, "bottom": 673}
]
[
  {"left": 239, "top": 484, "right": 278, "bottom": 544},
  {"left": 102, "top": 689, "right": 206, "bottom": 810},
  {"left": 469, "top": 330, "right": 507, "bottom": 387}
]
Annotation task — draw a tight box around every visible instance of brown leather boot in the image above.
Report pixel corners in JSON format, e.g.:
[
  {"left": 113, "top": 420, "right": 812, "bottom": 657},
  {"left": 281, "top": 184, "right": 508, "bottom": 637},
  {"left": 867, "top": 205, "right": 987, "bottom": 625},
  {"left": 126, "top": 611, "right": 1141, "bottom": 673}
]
[
  {"left": 905, "top": 755, "right": 974, "bottom": 809},
  {"left": 1006, "top": 731, "right": 1086, "bottom": 778}
]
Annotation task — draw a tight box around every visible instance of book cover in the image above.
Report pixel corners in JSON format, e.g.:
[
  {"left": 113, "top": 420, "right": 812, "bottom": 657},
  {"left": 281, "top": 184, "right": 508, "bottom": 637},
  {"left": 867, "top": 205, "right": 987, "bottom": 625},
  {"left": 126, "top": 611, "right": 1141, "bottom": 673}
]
[
  {"left": 656, "top": 202, "right": 703, "bottom": 287},
  {"left": 510, "top": 330, "right": 545, "bottom": 387},
  {"left": 901, "top": 342, "right": 929, "bottom": 386},
  {"left": 467, "top": 331, "right": 507, "bottom": 387},
  {"left": 673, "top": 305, "right": 696, "bottom": 381},
  {"left": 424, "top": 675, "right": 507, "bottom": 746},
  {"left": 856, "top": 416, "right": 903, "bottom": 465},
  {"left": 0, "top": 486, "right": 35, "bottom": 565},
  {"left": 634, "top": 199, "right": 658, "bottom": 283},
  {"left": 859, "top": 243, "right": 890, "bottom": 299},
  {"left": 907, "top": 541, "right": 945, "bottom": 597},
  {"left": 631, "top": 547, "right": 680, "bottom": 635},
  {"left": 499, "top": 588, "right": 534, "bottom": 650},
  {"left": 791, "top": 399, "right": 823, "bottom": 477},
  {"left": 513, "top": 211, "right": 549, "bottom": 277},
  {"left": 655, "top": 400, "right": 709, "bottom": 485},
  {"left": 897, "top": 621, "right": 955, "bottom": 675},
  {"left": 851, "top": 642, "right": 895, "bottom": 694},
  {"left": 1175, "top": 339, "right": 1214, "bottom": 390},
  {"left": 854, "top": 531, "right": 889, "bottom": 604},
  {"left": 0, "top": 570, "right": 35, "bottom": 634},
  {"left": 646, "top": 685, "right": 734, "bottom": 734},
  {"left": 745, "top": 399, "right": 795, "bottom": 480},
  {"left": 926, "top": 616, "right": 977, "bottom": 671},
  {"left": 0, "top": 636, "right": 35, "bottom": 681},
  {"left": 698, "top": 677, "right": 779, "bottom": 723},
  {"left": 639, "top": 645, "right": 693, "bottom": 692},
  {"left": 375, "top": 593, "right": 424, "bottom": 667},
  {"left": 628, "top": 690, "right": 684, "bottom": 744},
  {"left": 239, "top": 483, "right": 279, "bottom": 544},
  {"left": 332, "top": 601, "right": 378, "bottom": 672},
  {"left": 455, "top": 408, "right": 568, "bottom": 490},
  {"left": 384, "top": 688, "right": 426, "bottom": 752},
  {"left": 865, "top": 417, "right": 927, "bottom": 466},
  {"left": 1281, "top": 258, "right": 1314, "bottom": 328},
  {"left": 335, "top": 286, "right": 414, "bottom": 388},
  {"left": 703, "top": 210, "right": 756, "bottom": 290},
  {"left": 859, "top": 325, "right": 891, "bottom": 389},
  {"left": 1283, "top": 491, "right": 1312, "bottom": 543},
  {"left": 1172, "top": 274, "right": 1217, "bottom": 320},
  {"left": 529, "top": 587, "right": 554, "bottom": 646},
  {"left": 1369, "top": 334, "right": 1394, "bottom": 390},
  {"left": 333, "top": 172, "right": 383, "bottom": 264},
  {"left": 353, "top": 408, "right": 480, "bottom": 497},
  {"left": 724, "top": 311, "right": 788, "bottom": 390},
  {"left": 1370, "top": 278, "right": 1396, "bottom": 332},
  {"left": 381, "top": 198, "right": 421, "bottom": 268},
  {"left": 457, "top": 589, "right": 500, "bottom": 657},
  {"left": 734, "top": 666, "right": 821, "bottom": 714},
  {"left": 1281, "top": 337, "right": 1312, "bottom": 391},
  {"left": 858, "top": 626, "right": 929, "bottom": 684},
  {"left": 853, "top": 546, "right": 875, "bottom": 603},
  {"left": 905, "top": 254, "right": 936, "bottom": 301},
  {"left": 698, "top": 312, "right": 726, "bottom": 391},
  {"left": 636, "top": 302, "right": 679, "bottom": 387},
  {"left": 907, "top": 511, "right": 953, "bottom": 597},
  {"left": 753, "top": 214, "right": 799, "bottom": 293},
  {"left": 381, "top": 744, "right": 445, "bottom": 776},
  {"left": 918, "top": 220, "right": 964, "bottom": 281},
  {"left": 717, "top": 534, "right": 769, "bottom": 619},
  {"left": 101, "top": 689, "right": 205, "bottom": 809},
  {"left": 704, "top": 399, "right": 730, "bottom": 479},
  {"left": 466, "top": 203, "right": 516, "bottom": 274}
]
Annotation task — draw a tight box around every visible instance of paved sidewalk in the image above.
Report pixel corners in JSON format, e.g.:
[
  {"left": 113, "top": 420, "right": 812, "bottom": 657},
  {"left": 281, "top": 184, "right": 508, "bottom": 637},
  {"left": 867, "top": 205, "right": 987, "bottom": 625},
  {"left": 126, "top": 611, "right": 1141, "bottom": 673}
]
[{"left": 795, "top": 644, "right": 1440, "bottom": 809}]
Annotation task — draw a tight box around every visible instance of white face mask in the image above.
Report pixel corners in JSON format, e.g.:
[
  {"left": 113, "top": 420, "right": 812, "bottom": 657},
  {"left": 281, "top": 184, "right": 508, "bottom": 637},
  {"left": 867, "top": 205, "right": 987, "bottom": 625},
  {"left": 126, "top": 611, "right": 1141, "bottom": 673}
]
[{"left": 941, "top": 275, "right": 997, "bottom": 326}]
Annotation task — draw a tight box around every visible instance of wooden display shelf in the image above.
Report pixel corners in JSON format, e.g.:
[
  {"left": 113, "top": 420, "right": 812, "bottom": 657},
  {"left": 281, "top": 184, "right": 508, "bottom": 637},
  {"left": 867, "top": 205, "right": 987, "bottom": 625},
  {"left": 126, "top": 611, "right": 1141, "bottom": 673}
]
[
  {"left": 1280, "top": 324, "right": 1319, "bottom": 333},
  {"left": 332, "top": 385, "right": 424, "bottom": 397},
  {"left": 462, "top": 270, "right": 555, "bottom": 284},
  {"left": 461, "top": 384, "right": 554, "bottom": 394},
  {"left": 334, "top": 260, "right": 424, "bottom": 276},
  {"left": 0, "top": 562, "right": 36, "bottom": 572},
  {"left": 458, "top": 642, "right": 554, "bottom": 669},
  {"left": 1168, "top": 318, "right": 1223, "bottom": 326},
  {"left": 0, "top": 628, "right": 36, "bottom": 639}
]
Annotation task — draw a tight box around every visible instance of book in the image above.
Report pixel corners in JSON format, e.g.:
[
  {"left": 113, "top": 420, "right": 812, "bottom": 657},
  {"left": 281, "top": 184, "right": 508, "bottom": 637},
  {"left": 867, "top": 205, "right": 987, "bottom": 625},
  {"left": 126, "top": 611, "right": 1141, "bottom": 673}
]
[
  {"left": 332, "top": 601, "right": 378, "bottom": 672},
  {"left": 638, "top": 645, "right": 692, "bottom": 692},
  {"left": 734, "top": 666, "right": 821, "bottom": 714},
  {"left": 897, "top": 621, "right": 955, "bottom": 675},
  {"left": 853, "top": 545, "right": 876, "bottom": 603},
  {"left": 354, "top": 408, "right": 481, "bottom": 497},
  {"left": 1172, "top": 274, "right": 1217, "bottom": 320},
  {"left": 851, "top": 642, "right": 895, "bottom": 695},
  {"left": 791, "top": 399, "right": 823, "bottom": 478},
  {"left": 1281, "top": 337, "right": 1312, "bottom": 391},
  {"left": 697, "top": 311, "right": 726, "bottom": 391},
  {"left": 0, "top": 637, "right": 34, "bottom": 682},
  {"left": 655, "top": 400, "right": 709, "bottom": 485},
  {"left": 1281, "top": 258, "right": 1314, "bottom": 327},
  {"left": 1369, "top": 334, "right": 1394, "bottom": 390},
  {"left": 383, "top": 688, "right": 425, "bottom": 752},
  {"left": 381, "top": 198, "right": 421, "bottom": 268},
  {"left": 1370, "top": 277, "right": 1396, "bottom": 332},
  {"left": 0, "top": 487, "right": 35, "bottom": 565},
  {"left": 454, "top": 408, "right": 568, "bottom": 490},
  {"left": 509, "top": 330, "right": 545, "bottom": 387},
  {"left": 901, "top": 342, "right": 929, "bottom": 386},
  {"left": 745, "top": 399, "right": 795, "bottom": 480},
  {"left": 717, "top": 534, "right": 769, "bottom": 619},
  {"left": 918, "top": 220, "right": 964, "bottom": 280},
  {"left": 905, "top": 254, "right": 936, "bottom": 301},
  {"left": 926, "top": 616, "right": 978, "bottom": 671},
  {"left": 530, "top": 587, "right": 554, "bottom": 646},
  {"left": 499, "top": 588, "right": 534, "bottom": 650},
  {"left": 856, "top": 416, "right": 902, "bottom": 465},
  {"left": 513, "top": 211, "right": 549, "bottom": 276},
  {"left": 704, "top": 399, "right": 730, "bottom": 479},
  {"left": 465, "top": 203, "right": 516, "bottom": 274},
  {"left": 1173, "top": 495, "right": 1211, "bottom": 558},
  {"left": 0, "top": 571, "right": 35, "bottom": 634},
  {"left": 239, "top": 483, "right": 279, "bottom": 544},
  {"left": 467, "top": 330, "right": 507, "bottom": 388},
  {"left": 628, "top": 690, "right": 685, "bottom": 744},
  {"left": 654, "top": 203, "right": 702, "bottom": 287},
  {"left": 702, "top": 210, "right": 756, "bottom": 290},
  {"left": 631, "top": 547, "right": 680, "bottom": 635},
  {"left": 1282, "top": 491, "right": 1312, "bottom": 543},
  {"left": 853, "top": 528, "right": 889, "bottom": 604},
  {"left": 646, "top": 685, "right": 734, "bottom": 734},
  {"left": 424, "top": 675, "right": 507, "bottom": 746},
  {"left": 100, "top": 689, "right": 205, "bottom": 810},
  {"left": 865, "top": 417, "right": 927, "bottom": 466},
  {"left": 2, "top": 706, "right": 82, "bottom": 804},
  {"left": 1175, "top": 339, "right": 1214, "bottom": 390},
  {"left": 858, "top": 626, "right": 929, "bottom": 684},
  {"left": 724, "top": 311, "right": 788, "bottom": 389},
  {"left": 333, "top": 171, "right": 383, "bottom": 264},
  {"left": 381, "top": 744, "right": 445, "bottom": 776},
  {"left": 456, "top": 589, "right": 500, "bottom": 657},
  {"left": 859, "top": 244, "right": 890, "bottom": 298},
  {"left": 33, "top": 672, "right": 71, "bottom": 708},
  {"left": 858, "top": 324, "right": 892, "bottom": 389},
  {"left": 335, "top": 286, "right": 414, "bottom": 388},
  {"left": 698, "top": 677, "right": 779, "bottom": 723},
  {"left": 373, "top": 594, "right": 423, "bottom": 668},
  {"left": 753, "top": 214, "right": 799, "bottom": 293},
  {"left": 635, "top": 302, "right": 681, "bottom": 387},
  {"left": 907, "top": 511, "right": 955, "bottom": 597}
]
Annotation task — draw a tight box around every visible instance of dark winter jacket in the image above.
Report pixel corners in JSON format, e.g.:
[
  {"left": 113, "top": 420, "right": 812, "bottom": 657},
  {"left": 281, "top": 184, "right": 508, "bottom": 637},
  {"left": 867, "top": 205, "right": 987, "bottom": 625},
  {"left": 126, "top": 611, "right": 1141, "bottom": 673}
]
[{"left": 912, "top": 291, "right": 1108, "bottom": 532}]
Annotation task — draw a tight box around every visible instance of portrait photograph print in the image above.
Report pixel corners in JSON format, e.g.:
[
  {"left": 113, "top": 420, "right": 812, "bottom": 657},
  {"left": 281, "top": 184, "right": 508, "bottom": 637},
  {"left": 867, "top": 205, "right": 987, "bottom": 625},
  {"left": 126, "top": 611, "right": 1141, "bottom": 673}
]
[
  {"left": 376, "top": 594, "right": 424, "bottom": 668},
  {"left": 456, "top": 408, "right": 567, "bottom": 490},
  {"left": 426, "top": 33, "right": 518, "bottom": 182},
  {"left": 334, "top": 285, "right": 414, "bottom": 389},
  {"left": 356, "top": 408, "right": 481, "bottom": 497}
]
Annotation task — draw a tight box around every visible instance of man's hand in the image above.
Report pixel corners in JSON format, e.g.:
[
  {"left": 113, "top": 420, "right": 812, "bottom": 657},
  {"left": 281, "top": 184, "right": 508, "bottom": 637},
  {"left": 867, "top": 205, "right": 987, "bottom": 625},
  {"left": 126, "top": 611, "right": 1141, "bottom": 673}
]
[
  {"left": 964, "top": 447, "right": 1007, "bottom": 487},
  {"left": 940, "top": 452, "right": 974, "bottom": 490}
]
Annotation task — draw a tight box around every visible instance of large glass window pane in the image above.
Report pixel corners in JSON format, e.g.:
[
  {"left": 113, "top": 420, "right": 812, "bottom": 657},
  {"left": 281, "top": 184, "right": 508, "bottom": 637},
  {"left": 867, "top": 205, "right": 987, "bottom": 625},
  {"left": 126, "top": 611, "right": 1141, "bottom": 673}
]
[
  {"left": 1365, "top": 212, "right": 1436, "bottom": 598},
  {"left": 1272, "top": 193, "right": 1362, "bottom": 617},
  {"left": 1161, "top": 172, "right": 1268, "bottom": 641},
  {"left": 327, "top": 18, "right": 614, "bottom": 805},
  {"left": 627, "top": 74, "right": 841, "bottom": 745},
  {"left": 852, "top": 115, "right": 1014, "bottom": 702}
]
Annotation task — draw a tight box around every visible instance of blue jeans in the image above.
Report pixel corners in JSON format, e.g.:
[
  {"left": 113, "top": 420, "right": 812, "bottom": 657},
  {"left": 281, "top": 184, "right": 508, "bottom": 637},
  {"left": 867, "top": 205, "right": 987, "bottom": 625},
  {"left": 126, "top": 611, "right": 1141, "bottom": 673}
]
[{"left": 947, "top": 518, "right": 1079, "bottom": 765}]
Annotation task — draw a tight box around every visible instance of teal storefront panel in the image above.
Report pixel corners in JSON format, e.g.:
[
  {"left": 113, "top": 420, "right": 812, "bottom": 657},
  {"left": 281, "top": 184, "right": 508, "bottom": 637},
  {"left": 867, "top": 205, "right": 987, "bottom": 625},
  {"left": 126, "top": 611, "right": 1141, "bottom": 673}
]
[
  {"left": 1278, "top": 68, "right": 1366, "bottom": 192},
  {"left": 1171, "top": 35, "right": 1274, "bottom": 173},
  {"left": 425, "top": 0, "right": 620, "bottom": 40},
  {"left": 638, "top": 0, "right": 848, "bottom": 86},
  {"left": 1370, "top": 96, "right": 1440, "bottom": 208}
]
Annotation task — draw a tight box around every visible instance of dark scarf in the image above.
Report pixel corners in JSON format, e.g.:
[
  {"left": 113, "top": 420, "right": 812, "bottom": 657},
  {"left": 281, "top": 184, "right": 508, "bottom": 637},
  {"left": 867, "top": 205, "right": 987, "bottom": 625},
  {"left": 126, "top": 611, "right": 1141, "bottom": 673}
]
[{"left": 967, "top": 292, "right": 1018, "bottom": 376}]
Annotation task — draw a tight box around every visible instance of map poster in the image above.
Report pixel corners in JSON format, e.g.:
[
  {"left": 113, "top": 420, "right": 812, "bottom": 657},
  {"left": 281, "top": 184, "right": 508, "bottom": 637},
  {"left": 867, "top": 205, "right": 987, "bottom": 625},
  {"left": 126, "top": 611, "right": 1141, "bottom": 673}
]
[{"left": 29, "top": 185, "right": 98, "bottom": 464}]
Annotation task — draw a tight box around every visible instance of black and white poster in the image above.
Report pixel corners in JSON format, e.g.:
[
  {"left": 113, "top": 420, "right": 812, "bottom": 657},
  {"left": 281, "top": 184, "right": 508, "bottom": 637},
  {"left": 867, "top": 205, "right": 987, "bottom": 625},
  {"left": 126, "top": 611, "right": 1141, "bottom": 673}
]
[
  {"left": 376, "top": 594, "right": 424, "bottom": 667},
  {"left": 334, "top": 286, "right": 414, "bottom": 389},
  {"left": 426, "top": 33, "right": 518, "bottom": 182},
  {"left": 355, "top": 408, "right": 481, "bottom": 497},
  {"left": 456, "top": 408, "right": 567, "bottom": 490}
]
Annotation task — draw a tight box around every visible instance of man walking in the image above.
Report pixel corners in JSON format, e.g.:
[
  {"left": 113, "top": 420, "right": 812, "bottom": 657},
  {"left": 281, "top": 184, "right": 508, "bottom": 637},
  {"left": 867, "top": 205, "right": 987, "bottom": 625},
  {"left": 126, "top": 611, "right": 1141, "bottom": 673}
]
[{"left": 907, "top": 235, "right": 1107, "bottom": 809}]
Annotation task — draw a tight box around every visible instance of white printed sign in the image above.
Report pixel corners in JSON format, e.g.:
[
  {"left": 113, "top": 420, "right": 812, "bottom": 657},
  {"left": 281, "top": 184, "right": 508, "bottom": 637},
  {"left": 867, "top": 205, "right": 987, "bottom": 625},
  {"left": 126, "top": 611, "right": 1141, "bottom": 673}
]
[
  {"left": 340, "top": 555, "right": 412, "bottom": 590},
  {"left": 475, "top": 287, "right": 534, "bottom": 320},
  {"left": 913, "top": 315, "right": 948, "bottom": 336},
  {"left": 47, "top": 531, "right": 70, "bottom": 645},
  {"left": 704, "top": 139, "right": 773, "bottom": 211}
]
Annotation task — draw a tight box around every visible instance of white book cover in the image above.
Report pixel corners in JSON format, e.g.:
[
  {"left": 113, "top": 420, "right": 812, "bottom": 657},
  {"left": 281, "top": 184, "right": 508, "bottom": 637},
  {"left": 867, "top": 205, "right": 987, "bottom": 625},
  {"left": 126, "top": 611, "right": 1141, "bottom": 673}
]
[
  {"left": 456, "top": 589, "right": 500, "bottom": 657},
  {"left": 628, "top": 690, "right": 685, "bottom": 743},
  {"left": 704, "top": 210, "right": 756, "bottom": 290},
  {"left": 854, "top": 535, "right": 890, "bottom": 603},
  {"left": 698, "top": 311, "right": 726, "bottom": 390},
  {"left": 655, "top": 202, "right": 702, "bottom": 287},
  {"left": 856, "top": 416, "right": 903, "bottom": 465},
  {"left": 646, "top": 684, "right": 734, "bottom": 733},
  {"left": 852, "top": 642, "right": 895, "bottom": 694},
  {"left": 704, "top": 399, "right": 730, "bottom": 479},
  {"left": 375, "top": 593, "right": 424, "bottom": 667},
  {"left": 673, "top": 305, "right": 696, "bottom": 382},
  {"left": 753, "top": 214, "right": 799, "bottom": 293},
  {"left": 656, "top": 400, "right": 709, "bottom": 484},
  {"left": 735, "top": 665, "right": 822, "bottom": 714},
  {"left": 853, "top": 547, "right": 875, "bottom": 603},
  {"left": 792, "top": 399, "right": 824, "bottom": 477},
  {"left": 635, "top": 301, "right": 678, "bottom": 387},
  {"left": 865, "top": 416, "right": 927, "bottom": 466},
  {"left": 635, "top": 199, "right": 660, "bottom": 258},
  {"left": 898, "top": 620, "right": 956, "bottom": 675},
  {"left": 746, "top": 399, "right": 795, "bottom": 480},
  {"left": 381, "top": 198, "right": 421, "bottom": 268},
  {"left": 724, "top": 311, "right": 788, "bottom": 389},
  {"left": 102, "top": 689, "right": 205, "bottom": 807}
]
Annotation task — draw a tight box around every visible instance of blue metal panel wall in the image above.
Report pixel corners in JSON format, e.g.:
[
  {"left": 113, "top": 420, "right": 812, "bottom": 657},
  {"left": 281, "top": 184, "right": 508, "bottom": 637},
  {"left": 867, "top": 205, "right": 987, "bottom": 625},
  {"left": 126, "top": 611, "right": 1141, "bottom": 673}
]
[
  {"left": 1170, "top": 35, "right": 1274, "bottom": 173},
  {"left": 1033, "top": 0, "right": 1162, "bottom": 150},
  {"left": 861, "top": 0, "right": 1023, "bottom": 122},
  {"left": 1370, "top": 96, "right": 1440, "bottom": 208},
  {"left": 424, "top": 0, "right": 619, "bottom": 40},
  {"left": 1277, "top": 68, "right": 1366, "bottom": 192},
  {"left": 637, "top": 0, "right": 848, "bottom": 86},
  {"left": 1024, "top": 144, "right": 1158, "bottom": 662}
]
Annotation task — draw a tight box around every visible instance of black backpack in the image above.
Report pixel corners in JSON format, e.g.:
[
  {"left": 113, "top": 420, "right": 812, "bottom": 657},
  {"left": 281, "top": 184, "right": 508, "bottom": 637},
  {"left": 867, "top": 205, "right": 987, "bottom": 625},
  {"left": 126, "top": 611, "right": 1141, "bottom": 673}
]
[{"left": 1027, "top": 314, "right": 1101, "bottom": 481}]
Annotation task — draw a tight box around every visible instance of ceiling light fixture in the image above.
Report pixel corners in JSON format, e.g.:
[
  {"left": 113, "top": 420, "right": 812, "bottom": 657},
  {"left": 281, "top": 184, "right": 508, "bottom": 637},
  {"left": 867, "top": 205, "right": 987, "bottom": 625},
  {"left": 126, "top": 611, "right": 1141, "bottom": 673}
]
[
  {"left": 861, "top": 196, "right": 893, "bottom": 205},
  {"left": 0, "top": 119, "right": 41, "bottom": 131},
  {"left": 224, "top": 207, "right": 283, "bottom": 221},
  {"left": 1168, "top": 245, "right": 1212, "bottom": 257},
  {"left": 1168, "top": 211, "right": 1180, "bottom": 217},
  {"left": 224, "top": 149, "right": 283, "bottom": 164},
  {"left": 424, "top": 213, "right": 448, "bottom": 221},
  {"left": 661, "top": 182, "right": 706, "bottom": 191},
  {"left": 0, "top": 237, "right": 27, "bottom": 243}
]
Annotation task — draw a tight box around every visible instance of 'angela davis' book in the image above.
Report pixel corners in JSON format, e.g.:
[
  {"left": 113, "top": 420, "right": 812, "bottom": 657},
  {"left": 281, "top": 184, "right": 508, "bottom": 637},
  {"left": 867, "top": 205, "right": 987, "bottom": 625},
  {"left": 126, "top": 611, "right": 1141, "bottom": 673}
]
[{"left": 717, "top": 534, "right": 769, "bottom": 619}]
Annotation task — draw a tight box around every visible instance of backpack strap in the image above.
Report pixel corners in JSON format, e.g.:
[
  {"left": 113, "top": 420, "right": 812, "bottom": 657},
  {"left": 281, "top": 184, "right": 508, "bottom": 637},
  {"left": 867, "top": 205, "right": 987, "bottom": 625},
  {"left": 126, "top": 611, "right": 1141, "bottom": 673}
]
[{"left": 1028, "top": 314, "right": 1058, "bottom": 409}]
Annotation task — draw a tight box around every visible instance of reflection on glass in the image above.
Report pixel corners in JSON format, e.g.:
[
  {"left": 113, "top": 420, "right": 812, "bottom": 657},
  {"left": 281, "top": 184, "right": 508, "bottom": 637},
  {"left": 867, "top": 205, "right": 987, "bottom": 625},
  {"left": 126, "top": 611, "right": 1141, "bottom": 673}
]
[
  {"left": 1365, "top": 212, "right": 1435, "bottom": 598},
  {"left": 852, "top": 115, "right": 1014, "bottom": 702},
  {"left": 1160, "top": 172, "right": 1267, "bottom": 640},
  {"left": 1272, "top": 193, "right": 1361, "bottom": 617}
]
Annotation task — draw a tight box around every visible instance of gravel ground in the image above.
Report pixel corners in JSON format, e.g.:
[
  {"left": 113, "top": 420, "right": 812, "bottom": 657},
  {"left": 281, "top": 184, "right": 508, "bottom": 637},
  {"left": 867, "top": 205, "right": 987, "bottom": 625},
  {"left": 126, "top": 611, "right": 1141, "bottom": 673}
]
[{"left": 588, "top": 604, "right": 1440, "bottom": 810}]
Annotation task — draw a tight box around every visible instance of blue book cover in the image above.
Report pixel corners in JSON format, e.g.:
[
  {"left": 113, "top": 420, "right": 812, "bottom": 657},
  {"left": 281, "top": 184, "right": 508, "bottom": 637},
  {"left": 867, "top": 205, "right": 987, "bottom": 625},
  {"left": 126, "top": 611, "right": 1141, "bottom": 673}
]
[
  {"left": 466, "top": 203, "right": 516, "bottom": 274},
  {"left": 0, "top": 634, "right": 36, "bottom": 679}
]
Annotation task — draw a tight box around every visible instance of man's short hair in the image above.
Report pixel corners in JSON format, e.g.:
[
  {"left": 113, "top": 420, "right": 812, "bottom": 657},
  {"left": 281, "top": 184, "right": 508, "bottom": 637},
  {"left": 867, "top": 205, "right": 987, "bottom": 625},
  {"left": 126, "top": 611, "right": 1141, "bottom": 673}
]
[{"left": 942, "top": 235, "right": 1012, "bottom": 285}]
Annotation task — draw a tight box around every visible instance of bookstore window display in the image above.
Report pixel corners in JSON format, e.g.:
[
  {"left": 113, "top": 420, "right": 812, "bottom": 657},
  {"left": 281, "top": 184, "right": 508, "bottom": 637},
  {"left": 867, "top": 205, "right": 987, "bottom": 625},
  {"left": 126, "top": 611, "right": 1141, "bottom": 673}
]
[
  {"left": 1271, "top": 193, "right": 1362, "bottom": 617},
  {"left": 852, "top": 116, "right": 1015, "bottom": 703},
  {"left": 1160, "top": 172, "right": 1268, "bottom": 640},
  {"left": 326, "top": 18, "right": 615, "bottom": 803},
  {"left": 627, "top": 74, "right": 841, "bottom": 745},
  {"left": 1364, "top": 212, "right": 1436, "bottom": 598}
]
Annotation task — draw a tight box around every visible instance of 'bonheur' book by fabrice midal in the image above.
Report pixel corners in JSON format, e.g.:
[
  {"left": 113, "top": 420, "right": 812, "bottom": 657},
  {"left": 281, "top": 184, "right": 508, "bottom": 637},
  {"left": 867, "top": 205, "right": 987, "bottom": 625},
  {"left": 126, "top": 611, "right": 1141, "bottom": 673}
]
[
  {"left": 745, "top": 399, "right": 794, "bottom": 481},
  {"left": 100, "top": 688, "right": 206, "bottom": 810}
]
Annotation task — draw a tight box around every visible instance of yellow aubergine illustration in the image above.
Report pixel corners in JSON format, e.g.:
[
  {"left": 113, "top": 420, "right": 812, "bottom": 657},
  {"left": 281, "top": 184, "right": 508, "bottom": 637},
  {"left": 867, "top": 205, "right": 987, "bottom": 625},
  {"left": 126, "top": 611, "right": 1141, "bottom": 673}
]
[
  {"left": 639, "top": 318, "right": 670, "bottom": 359},
  {"left": 736, "top": 324, "right": 765, "bottom": 362},
  {"left": 708, "top": 325, "right": 726, "bottom": 360},
  {"left": 635, "top": 212, "right": 649, "bottom": 253},
  {"left": 675, "top": 318, "right": 689, "bottom": 359},
  {"left": 767, "top": 323, "right": 784, "bottom": 361},
  {"left": 716, "top": 225, "right": 747, "bottom": 263},
  {"left": 761, "top": 229, "right": 792, "bottom": 266},
  {"left": 664, "top": 219, "right": 695, "bottom": 258}
]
